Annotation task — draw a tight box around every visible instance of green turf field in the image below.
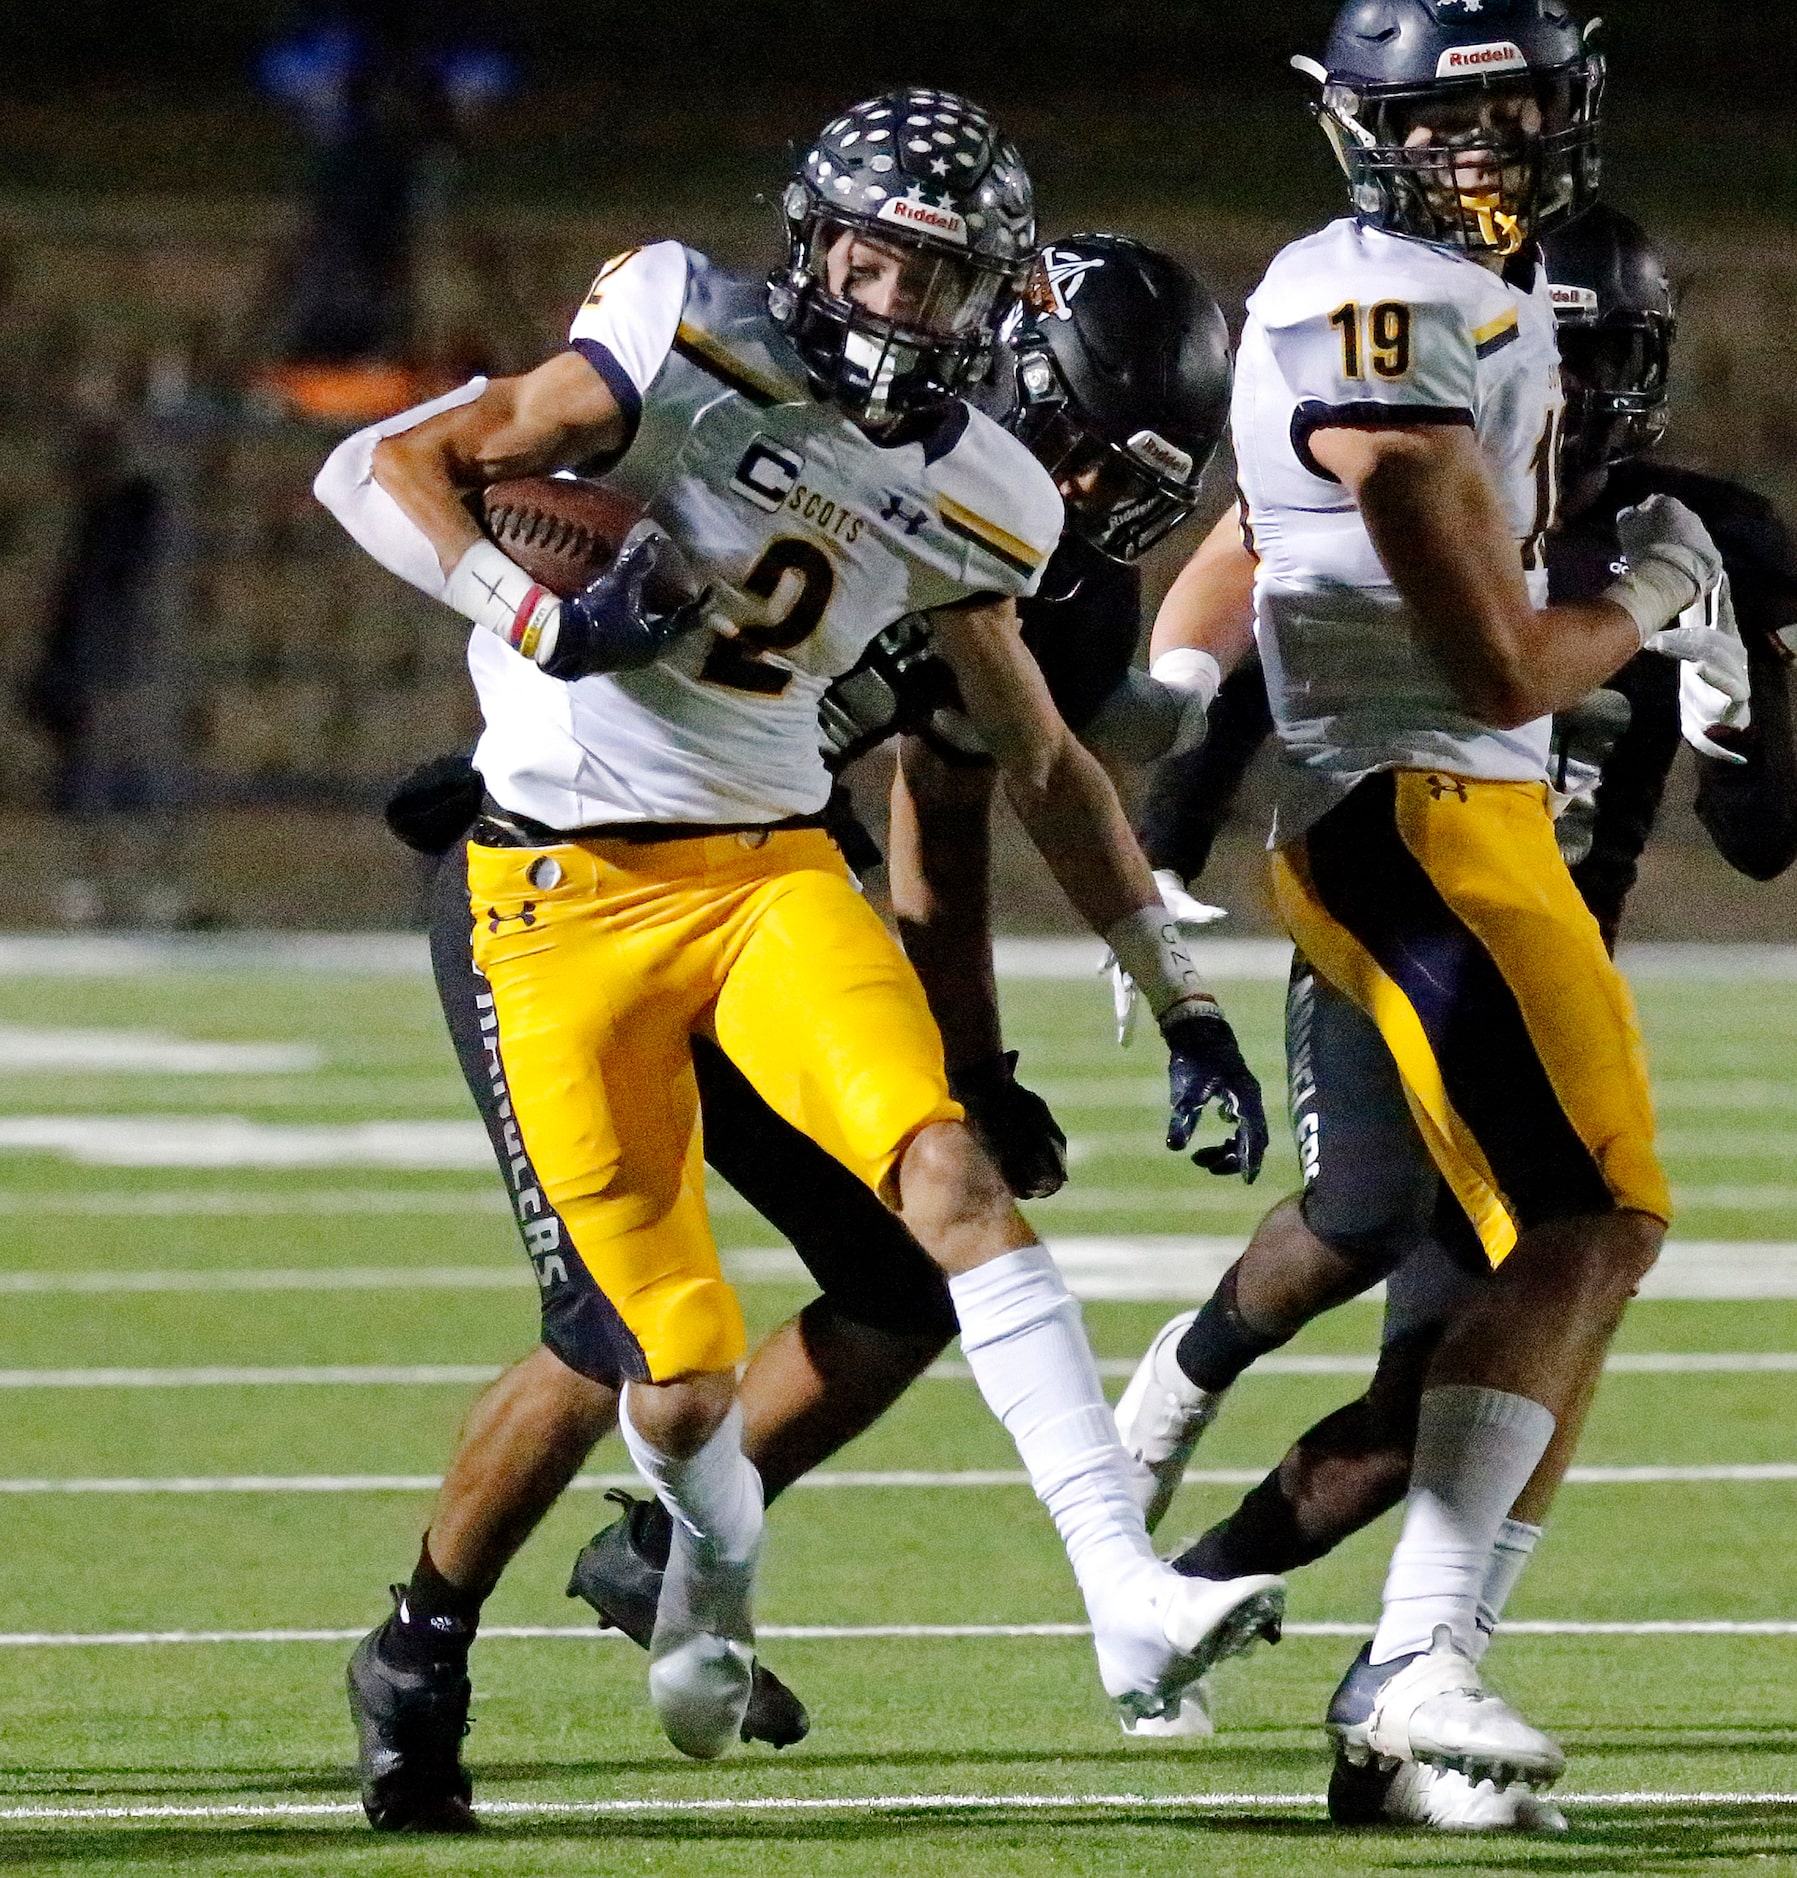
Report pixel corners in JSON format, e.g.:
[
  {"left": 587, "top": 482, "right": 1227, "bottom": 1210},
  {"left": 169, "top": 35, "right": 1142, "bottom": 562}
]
[{"left": 0, "top": 949, "right": 1794, "bottom": 1873}]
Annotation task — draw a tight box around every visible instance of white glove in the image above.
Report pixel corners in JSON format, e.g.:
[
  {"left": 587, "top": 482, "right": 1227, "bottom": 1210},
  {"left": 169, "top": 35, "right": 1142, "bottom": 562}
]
[
  {"left": 1658, "top": 577, "right": 1751, "bottom": 763},
  {"left": 1105, "top": 870, "right": 1228, "bottom": 1046},
  {"left": 1607, "top": 494, "right": 1726, "bottom": 642},
  {"left": 1148, "top": 648, "right": 1222, "bottom": 758}
]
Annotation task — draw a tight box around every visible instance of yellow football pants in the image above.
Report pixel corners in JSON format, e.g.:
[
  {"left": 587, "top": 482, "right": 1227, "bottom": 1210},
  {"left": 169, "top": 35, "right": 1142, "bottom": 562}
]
[
  {"left": 1270, "top": 769, "right": 1670, "bottom": 1266},
  {"left": 465, "top": 827, "right": 960, "bottom": 1382}
]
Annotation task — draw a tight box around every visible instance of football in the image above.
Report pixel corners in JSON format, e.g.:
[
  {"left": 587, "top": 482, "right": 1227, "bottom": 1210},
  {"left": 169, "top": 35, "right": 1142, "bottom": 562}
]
[{"left": 480, "top": 476, "right": 697, "bottom": 608}]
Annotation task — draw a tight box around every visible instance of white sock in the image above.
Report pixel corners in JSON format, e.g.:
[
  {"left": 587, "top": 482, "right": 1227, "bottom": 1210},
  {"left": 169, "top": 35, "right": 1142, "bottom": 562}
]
[
  {"left": 618, "top": 1392, "right": 763, "bottom": 1569},
  {"left": 1473, "top": 1517, "right": 1543, "bottom": 1661},
  {"left": 950, "top": 1248, "right": 1158, "bottom": 1629},
  {"left": 1370, "top": 1386, "right": 1555, "bottom": 1665}
]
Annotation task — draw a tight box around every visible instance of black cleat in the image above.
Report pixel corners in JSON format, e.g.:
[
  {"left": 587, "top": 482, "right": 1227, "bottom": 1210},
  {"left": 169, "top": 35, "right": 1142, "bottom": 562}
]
[
  {"left": 347, "top": 1592, "right": 478, "bottom": 1833},
  {"left": 1323, "top": 1641, "right": 1413, "bottom": 1824},
  {"left": 568, "top": 1489, "right": 810, "bottom": 1749}
]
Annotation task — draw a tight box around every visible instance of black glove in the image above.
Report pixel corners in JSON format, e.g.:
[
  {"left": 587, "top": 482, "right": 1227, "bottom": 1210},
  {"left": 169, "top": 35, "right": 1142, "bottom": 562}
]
[
  {"left": 1162, "top": 1008, "right": 1268, "bottom": 1183},
  {"left": 949, "top": 1051, "right": 1068, "bottom": 1200},
  {"left": 540, "top": 524, "right": 709, "bottom": 681}
]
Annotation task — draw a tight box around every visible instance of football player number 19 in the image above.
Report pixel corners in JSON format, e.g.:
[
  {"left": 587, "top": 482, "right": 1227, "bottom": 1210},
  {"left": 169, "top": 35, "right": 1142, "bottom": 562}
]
[
  {"left": 699, "top": 538, "right": 836, "bottom": 695},
  {"left": 1330, "top": 301, "right": 1412, "bottom": 381}
]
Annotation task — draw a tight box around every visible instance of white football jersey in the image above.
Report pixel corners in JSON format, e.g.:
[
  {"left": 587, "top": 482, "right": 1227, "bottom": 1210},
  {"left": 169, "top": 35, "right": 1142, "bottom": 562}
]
[
  {"left": 1232, "top": 218, "right": 1564, "bottom": 839},
  {"left": 469, "top": 242, "right": 1063, "bottom": 829}
]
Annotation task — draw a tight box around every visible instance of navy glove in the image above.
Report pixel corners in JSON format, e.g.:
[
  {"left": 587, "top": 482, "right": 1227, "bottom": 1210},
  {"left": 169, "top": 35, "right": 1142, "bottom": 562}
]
[
  {"left": 539, "top": 523, "right": 709, "bottom": 681},
  {"left": 950, "top": 1051, "right": 1068, "bottom": 1200},
  {"left": 1162, "top": 1008, "right": 1268, "bottom": 1183}
]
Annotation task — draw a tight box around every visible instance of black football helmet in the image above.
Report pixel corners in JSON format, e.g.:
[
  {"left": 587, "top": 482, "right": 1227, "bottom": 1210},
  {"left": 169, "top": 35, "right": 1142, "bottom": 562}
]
[
  {"left": 990, "top": 235, "right": 1231, "bottom": 563},
  {"left": 1296, "top": 0, "right": 1604, "bottom": 258},
  {"left": 768, "top": 89, "right": 1036, "bottom": 426},
  {"left": 1543, "top": 203, "right": 1676, "bottom": 477}
]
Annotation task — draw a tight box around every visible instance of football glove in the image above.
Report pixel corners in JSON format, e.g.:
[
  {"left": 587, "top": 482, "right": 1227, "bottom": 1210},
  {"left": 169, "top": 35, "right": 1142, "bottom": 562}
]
[
  {"left": 1606, "top": 494, "right": 1726, "bottom": 642},
  {"left": 1162, "top": 1005, "right": 1268, "bottom": 1184},
  {"left": 1107, "top": 871, "right": 1228, "bottom": 1046},
  {"left": 1652, "top": 576, "right": 1752, "bottom": 764},
  {"left": 539, "top": 523, "right": 711, "bottom": 681},
  {"left": 1547, "top": 688, "right": 1632, "bottom": 867},
  {"left": 949, "top": 1051, "right": 1068, "bottom": 1200}
]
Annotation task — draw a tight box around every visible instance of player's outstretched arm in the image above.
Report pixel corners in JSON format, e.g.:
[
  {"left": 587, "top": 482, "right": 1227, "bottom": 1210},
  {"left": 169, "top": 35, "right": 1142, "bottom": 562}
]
[
  {"left": 1150, "top": 505, "right": 1260, "bottom": 670},
  {"left": 930, "top": 595, "right": 1267, "bottom": 1180},
  {"left": 1311, "top": 423, "right": 1668, "bottom": 727},
  {"left": 890, "top": 738, "right": 1067, "bottom": 1199}
]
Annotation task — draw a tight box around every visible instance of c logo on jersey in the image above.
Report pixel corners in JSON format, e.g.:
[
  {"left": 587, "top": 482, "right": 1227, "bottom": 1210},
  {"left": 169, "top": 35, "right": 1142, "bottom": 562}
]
[{"left": 731, "top": 438, "right": 804, "bottom": 514}]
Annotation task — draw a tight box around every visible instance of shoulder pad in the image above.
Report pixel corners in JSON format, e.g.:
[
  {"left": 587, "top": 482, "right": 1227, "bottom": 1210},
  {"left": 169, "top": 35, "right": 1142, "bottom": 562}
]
[
  {"left": 669, "top": 250, "right": 810, "bottom": 409},
  {"left": 1253, "top": 220, "right": 1503, "bottom": 331},
  {"left": 927, "top": 407, "right": 1065, "bottom": 595}
]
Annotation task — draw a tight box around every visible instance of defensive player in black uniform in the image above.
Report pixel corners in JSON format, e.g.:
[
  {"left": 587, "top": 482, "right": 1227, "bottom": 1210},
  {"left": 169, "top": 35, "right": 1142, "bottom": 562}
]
[
  {"left": 1120, "top": 203, "right": 1797, "bottom": 1826},
  {"left": 383, "top": 232, "right": 1238, "bottom": 1749}
]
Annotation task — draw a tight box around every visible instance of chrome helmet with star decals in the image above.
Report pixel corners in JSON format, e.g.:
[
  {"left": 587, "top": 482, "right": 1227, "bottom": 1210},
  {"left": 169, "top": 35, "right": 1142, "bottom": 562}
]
[
  {"left": 991, "top": 235, "right": 1231, "bottom": 562},
  {"left": 767, "top": 88, "right": 1036, "bottom": 425},
  {"left": 1296, "top": 0, "right": 1604, "bottom": 259}
]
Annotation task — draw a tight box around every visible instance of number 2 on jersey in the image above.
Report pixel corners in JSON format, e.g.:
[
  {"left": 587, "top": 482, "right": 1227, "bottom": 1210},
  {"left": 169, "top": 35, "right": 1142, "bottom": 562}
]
[
  {"left": 699, "top": 538, "right": 836, "bottom": 695},
  {"left": 1330, "top": 301, "right": 1412, "bottom": 381}
]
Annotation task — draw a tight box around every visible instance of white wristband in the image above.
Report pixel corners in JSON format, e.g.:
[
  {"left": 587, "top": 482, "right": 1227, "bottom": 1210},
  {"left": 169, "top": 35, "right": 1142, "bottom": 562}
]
[
  {"left": 1603, "top": 560, "right": 1704, "bottom": 648},
  {"left": 1102, "top": 903, "right": 1222, "bottom": 1024},
  {"left": 1149, "top": 647, "right": 1223, "bottom": 711},
  {"left": 444, "top": 539, "right": 563, "bottom": 665}
]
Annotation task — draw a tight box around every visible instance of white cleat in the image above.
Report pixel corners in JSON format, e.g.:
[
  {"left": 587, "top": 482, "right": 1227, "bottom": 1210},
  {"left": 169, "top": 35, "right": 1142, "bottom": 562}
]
[
  {"left": 1106, "top": 1568, "right": 1284, "bottom": 1732},
  {"left": 647, "top": 1524, "right": 759, "bottom": 1761},
  {"left": 1120, "top": 1676, "right": 1214, "bottom": 1739},
  {"left": 1113, "top": 1310, "right": 1227, "bottom": 1532},
  {"left": 1383, "top": 1762, "right": 1569, "bottom": 1832},
  {"left": 1359, "top": 1628, "right": 1565, "bottom": 1791}
]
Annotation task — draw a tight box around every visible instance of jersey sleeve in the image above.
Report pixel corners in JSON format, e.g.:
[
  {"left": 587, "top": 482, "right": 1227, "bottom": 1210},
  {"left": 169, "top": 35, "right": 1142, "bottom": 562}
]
[
  {"left": 565, "top": 240, "right": 689, "bottom": 435},
  {"left": 1264, "top": 292, "right": 1480, "bottom": 480}
]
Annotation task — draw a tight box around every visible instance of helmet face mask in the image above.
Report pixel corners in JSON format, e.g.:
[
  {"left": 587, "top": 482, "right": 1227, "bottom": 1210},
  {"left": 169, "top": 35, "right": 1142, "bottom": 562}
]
[
  {"left": 1010, "top": 363, "right": 1201, "bottom": 561},
  {"left": 1307, "top": 0, "right": 1604, "bottom": 256},
  {"left": 768, "top": 90, "right": 1035, "bottom": 426}
]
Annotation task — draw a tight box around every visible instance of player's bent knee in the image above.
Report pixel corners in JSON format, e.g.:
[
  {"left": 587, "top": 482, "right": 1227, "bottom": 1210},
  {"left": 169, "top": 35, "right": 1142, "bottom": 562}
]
[{"left": 894, "top": 1120, "right": 1028, "bottom": 1270}]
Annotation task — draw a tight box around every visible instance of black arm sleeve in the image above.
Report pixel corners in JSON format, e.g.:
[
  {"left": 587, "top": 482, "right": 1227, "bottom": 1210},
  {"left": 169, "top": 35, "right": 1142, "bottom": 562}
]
[
  {"left": 1136, "top": 651, "right": 1273, "bottom": 885},
  {"left": 1690, "top": 493, "right": 1797, "bottom": 880},
  {"left": 1694, "top": 633, "right": 1797, "bottom": 880}
]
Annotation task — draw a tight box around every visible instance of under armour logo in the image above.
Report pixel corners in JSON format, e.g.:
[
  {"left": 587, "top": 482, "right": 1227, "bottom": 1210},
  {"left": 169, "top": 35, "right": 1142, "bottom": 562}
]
[
  {"left": 486, "top": 902, "right": 538, "bottom": 931},
  {"left": 1426, "top": 776, "right": 1470, "bottom": 802},
  {"left": 879, "top": 492, "right": 930, "bottom": 536}
]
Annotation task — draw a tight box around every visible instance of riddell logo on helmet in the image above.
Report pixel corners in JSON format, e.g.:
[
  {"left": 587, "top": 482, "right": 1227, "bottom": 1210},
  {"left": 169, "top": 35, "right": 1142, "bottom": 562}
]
[
  {"left": 877, "top": 196, "right": 969, "bottom": 246},
  {"left": 1550, "top": 284, "right": 1601, "bottom": 313},
  {"left": 1436, "top": 40, "right": 1529, "bottom": 75}
]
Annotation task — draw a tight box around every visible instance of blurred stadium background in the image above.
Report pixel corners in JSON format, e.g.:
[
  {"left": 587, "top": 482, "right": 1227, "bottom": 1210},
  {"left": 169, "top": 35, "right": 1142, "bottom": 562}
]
[{"left": 0, "top": 0, "right": 1792, "bottom": 935}]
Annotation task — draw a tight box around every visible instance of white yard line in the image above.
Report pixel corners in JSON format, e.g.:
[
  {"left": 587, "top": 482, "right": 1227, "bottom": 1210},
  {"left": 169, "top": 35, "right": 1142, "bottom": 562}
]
[
  {"left": 0, "top": 1790, "right": 1789, "bottom": 1825},
  {"left": 2, "top": 1620, "right": 1797, "bottom": 1649},
  {"left": 2, "top": 1465, "right": 1795, "bottom": 1493},
  {"left": 0, "top": 1028, "right": 321, "bottom": 1075},
  {"left": 0, "top": 1788, "right": 1787, "bottom": 1825},
  {"left": 0, "top": 1190, "right": 511, "bottom": 1216},
  {"left": 4, "top": 1350, "right": 1797, "bottom": 1384}
]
